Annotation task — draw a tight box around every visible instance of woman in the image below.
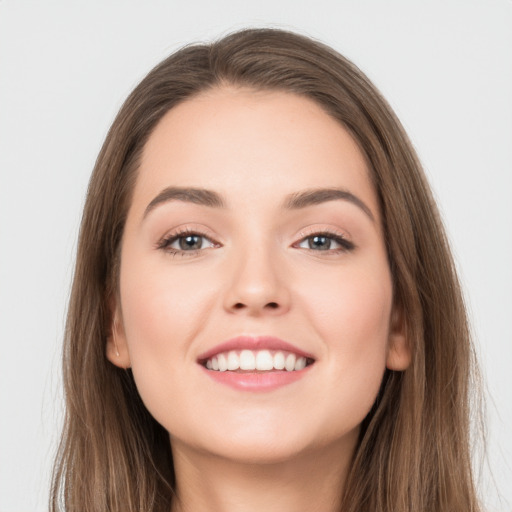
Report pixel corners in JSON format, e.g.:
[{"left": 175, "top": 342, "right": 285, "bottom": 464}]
[{"left": 51, "top": 28, "right": 481, "bottom": 512}]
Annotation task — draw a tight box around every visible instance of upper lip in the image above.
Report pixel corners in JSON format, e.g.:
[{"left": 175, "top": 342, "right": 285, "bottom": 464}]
[{"left": 196, "top": 335, "right": 316, "bottom": 363}]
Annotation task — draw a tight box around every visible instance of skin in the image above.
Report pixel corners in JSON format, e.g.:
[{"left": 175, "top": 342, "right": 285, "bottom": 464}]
[{"left": 108, "top": 87, "right": 410, "bottom": 512}]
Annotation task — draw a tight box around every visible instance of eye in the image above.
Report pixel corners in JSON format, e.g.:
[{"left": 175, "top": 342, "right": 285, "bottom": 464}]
[
  {"left": 158, "top": 230, "right": 218, "bottom": 254},
  {"left": 295, "top": 232, "right": 354, "bottom": 252}
]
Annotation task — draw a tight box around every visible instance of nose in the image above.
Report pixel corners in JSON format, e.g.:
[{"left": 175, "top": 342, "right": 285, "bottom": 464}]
[{"left": 222, "top": 245, "right": 291, "bottom": 316}]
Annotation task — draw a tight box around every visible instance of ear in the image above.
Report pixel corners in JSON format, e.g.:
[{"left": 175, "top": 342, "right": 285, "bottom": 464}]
[
  {"left": 106, "top": 299, "right": 132, "bottom": 369},
  {"left": 386, "top": 305, "right": 411, "bottom": 371}
]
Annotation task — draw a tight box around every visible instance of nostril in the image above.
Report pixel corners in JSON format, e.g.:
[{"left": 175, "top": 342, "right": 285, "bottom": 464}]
[
  {"left": 229, "top": 301, "right": 282, "bottom": 312},
  {"left": 233, "top": 302, "right": 279, "bottom": 309}
]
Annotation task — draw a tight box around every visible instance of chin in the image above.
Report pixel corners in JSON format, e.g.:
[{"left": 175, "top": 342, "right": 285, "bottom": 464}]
[
  {"left": 203, "top": 435, "right": 313, "bottom": 465},
  {"left": 175, "top": 414, "right": 354, "bottom": 466}
]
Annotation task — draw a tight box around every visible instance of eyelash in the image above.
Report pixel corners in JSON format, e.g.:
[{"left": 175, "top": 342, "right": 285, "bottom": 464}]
[
  {"left": 156, "top": 228, "right": 219, "bottom": 257},
  {"left": 293, "top": 230, "right": 355, "bottom": 253},
  {"left": 156, "top": 228, "right": 355, "bottom": 256}
]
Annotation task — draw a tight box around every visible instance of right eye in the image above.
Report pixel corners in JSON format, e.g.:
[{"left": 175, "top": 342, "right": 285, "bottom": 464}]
[{"left": 158, "top": 231, "right": 218, "bottom": 255}]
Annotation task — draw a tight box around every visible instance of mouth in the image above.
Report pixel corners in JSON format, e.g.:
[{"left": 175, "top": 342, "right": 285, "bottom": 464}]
[
  {"left": 201, "top": 349, "right": 315, "bottom": 372},
  {"left": 197, "top": 336, "right": 316, "bottom": 384}
]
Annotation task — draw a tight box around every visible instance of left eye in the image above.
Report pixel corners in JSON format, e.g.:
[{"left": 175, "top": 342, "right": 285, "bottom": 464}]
[{"left": 296, "top": 234, "right": 352, "bottom": 251}]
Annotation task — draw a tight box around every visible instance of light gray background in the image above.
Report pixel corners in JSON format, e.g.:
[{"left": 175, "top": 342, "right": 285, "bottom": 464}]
[{"left": 1, "top": 1, "right": 511, "bottom": 511}]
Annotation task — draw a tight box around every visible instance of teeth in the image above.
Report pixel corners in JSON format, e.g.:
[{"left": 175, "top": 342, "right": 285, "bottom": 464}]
[
  {"left": 205, "top": 349, "right": 311, "bottom": 372},
  {"left": 256, "top": 350, "right": 273, "bottom": 370},
  {"left": 227, "top": 351, "right": 240, "bottom": 370},
  {"left": 285, "top": 353, "right": 296, "bottom": 372},
  {"left": 218, "top": 353, "right": 228, "bottom": 372},
  {"left": 273, "top": 352, "right": 285, "bottom": 370},
  {"left": 294, "top": 357, "right": 306, "bottom": 371},
  {"left": 240, "top": 350, "right": 256, "bottom": 370}
]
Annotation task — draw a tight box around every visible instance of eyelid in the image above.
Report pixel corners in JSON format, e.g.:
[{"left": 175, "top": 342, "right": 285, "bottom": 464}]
[
  {"left": 295, "top": 225, "right": 351, "bottom": 240},
  {"left": 293, "top": 225, "right": 355, "bottom": 252},
  {"left": 156, "top": 224, "right": 221, "bottom": 253}
]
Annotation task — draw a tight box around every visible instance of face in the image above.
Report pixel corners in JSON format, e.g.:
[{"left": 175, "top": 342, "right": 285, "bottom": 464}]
[{"left": 108, "top": 87, "right": 409, "bottom": 464}]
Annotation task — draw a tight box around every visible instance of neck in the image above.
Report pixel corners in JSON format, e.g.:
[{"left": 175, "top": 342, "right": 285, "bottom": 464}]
[{"left": 169, "top": 433, "right": 357, "bottom": 512}]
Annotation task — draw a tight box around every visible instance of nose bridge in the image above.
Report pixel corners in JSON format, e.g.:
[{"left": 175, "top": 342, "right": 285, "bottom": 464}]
[{"left": 223, "top": 234, "right": 289, "bottom": 315}]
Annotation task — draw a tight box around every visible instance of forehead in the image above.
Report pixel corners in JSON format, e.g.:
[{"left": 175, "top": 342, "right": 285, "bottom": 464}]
[{"left": 132, "top": 86, "right": 378, "bottom": 216}]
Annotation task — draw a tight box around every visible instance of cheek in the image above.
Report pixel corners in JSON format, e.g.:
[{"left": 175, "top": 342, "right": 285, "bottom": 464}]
[
  {"left": 118, "top": 254, "right": 216, "bottom": 416},
  {"left": 120, "top": 248, "right": 213, "bottom": 342},
  {"left": 296, "top": 261, "right": 392, "bottom": 416},
  {"left": 300, "top": 260, "right": 393, "bottom": 341}
]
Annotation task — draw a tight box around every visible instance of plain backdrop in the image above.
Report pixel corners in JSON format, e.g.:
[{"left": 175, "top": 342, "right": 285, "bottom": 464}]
[{"left": 0, "top": 1, "right": 511, "bottom": 511}]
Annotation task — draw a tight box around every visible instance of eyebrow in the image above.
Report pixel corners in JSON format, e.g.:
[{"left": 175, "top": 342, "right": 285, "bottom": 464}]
[
  {"left": 284, "top": 188, "right": 375, "bottom": 222},
  {"left": 143, "top": 187, "right": 226, "bottom": 219},
  {"left": 143, "top": 186, "right": 374, "bottom": 223}
]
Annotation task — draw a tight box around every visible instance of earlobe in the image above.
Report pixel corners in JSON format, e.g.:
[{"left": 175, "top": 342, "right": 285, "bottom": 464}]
[
  {"left": 106, "top": 307, "right": 132, "bottom": 369},
  {"left": 386, "top": 306, "right": 411, "bottom": 371}
]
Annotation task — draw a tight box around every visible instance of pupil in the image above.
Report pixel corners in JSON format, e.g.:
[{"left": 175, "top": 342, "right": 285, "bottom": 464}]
[
  {"left": 179, "top": 235, "right": 202, "bottom": 250},
  {"left": 309, "top": 235, "right": 330, "bottom": 250}
]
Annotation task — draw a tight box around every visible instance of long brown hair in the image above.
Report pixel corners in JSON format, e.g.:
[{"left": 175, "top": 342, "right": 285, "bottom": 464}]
[{"left": 51, "top": 28, "right": 482, "bottom": 511}]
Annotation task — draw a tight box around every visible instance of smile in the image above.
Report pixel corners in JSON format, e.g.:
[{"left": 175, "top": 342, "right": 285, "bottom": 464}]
[
  {"left": 197, "top": 336, "right": 316, "bottom": 391},
  {"left": 204, "top": 349, "right": 313, "bottom": 372}
]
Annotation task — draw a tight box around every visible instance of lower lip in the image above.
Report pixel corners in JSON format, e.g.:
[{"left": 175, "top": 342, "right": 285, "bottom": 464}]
[{"left": 200, "top": 365, "right": 313, "bottom": 392}]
